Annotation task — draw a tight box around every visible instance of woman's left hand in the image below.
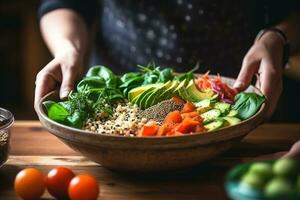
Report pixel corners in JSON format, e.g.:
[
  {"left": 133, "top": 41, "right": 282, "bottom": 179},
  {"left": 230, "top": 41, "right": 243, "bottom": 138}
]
[{"left": 234, "top": 31, "right": 285, "bottom": 119}]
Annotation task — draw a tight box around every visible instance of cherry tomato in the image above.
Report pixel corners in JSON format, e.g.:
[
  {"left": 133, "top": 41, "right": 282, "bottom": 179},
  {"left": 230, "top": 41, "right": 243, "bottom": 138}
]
[
  {"left": 14, "top": 168, "right": 46, "bottom": 200},
  {"left": 46, "top": 166, "right": 75, "bottom": 199},
  {"left": 68, "top": 174, "right": 99, "bottom": 200}
]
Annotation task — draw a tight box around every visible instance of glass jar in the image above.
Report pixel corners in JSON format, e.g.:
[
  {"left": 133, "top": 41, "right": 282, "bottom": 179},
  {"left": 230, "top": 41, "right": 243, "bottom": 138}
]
[{"left": 0, "top": 107, "right": 14, "bottom": 167}]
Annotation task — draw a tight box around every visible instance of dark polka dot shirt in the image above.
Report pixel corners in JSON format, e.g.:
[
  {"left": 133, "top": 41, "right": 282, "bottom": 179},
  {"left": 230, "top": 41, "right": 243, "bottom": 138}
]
[{"left": 39, "top": 0, "right": 300, "bottom": 76}]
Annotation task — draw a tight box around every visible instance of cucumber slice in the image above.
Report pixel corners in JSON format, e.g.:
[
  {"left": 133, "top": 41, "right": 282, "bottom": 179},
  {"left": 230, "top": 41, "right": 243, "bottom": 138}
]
[
  {"left": 204, "top": 119, "right": 224, "bottom": 132},
  {"left": 200, "top": 109, "right": 221, "bottom": 124},
  {"left": 227, "top": 109, "right": 239, "bottom": 117},
  {"left": 214, "top": 102, "right": 231, "bottom": 114},
  {"left": 195, "top": 99, "right": 212, "bottom": 114},
  {"left": 223, "top": 116, "right": 241, "bottom": 127}
]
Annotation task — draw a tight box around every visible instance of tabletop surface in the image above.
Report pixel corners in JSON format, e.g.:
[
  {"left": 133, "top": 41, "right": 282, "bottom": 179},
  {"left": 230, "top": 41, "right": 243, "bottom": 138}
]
[{"left": 0, "top": 121, "right": 300, "bottom": 200}]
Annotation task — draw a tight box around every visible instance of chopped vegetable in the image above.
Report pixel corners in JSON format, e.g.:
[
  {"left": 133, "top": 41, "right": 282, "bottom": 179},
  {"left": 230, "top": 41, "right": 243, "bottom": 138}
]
[
  {"left": 164, "top": 111, "right": 183, "bottom": 124},
  {"left": 175, "top": 117, "right": 200, "bottom": 134},
  {"left": 181, "top": 102, "right": 196, "bottom": 113},
  {"left": 233, "top": 92, "right": 266, "bottom": 120},
  {"left": 196, "top": 72, "right": 237, "bottom": 103},
  {"left": 138, "top": 123, "right": 159, "bottom": 136}
]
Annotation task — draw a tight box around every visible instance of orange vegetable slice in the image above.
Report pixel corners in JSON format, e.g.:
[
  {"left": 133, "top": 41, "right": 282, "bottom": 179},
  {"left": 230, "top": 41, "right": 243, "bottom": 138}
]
[
  {"left": 175, "top": 117, "right": 199, "bottom": 134},
  {"left": 171, "top": 96, "right": 185, "bottom": 104},
  {"left": 138, "top": 124, "right": 159, "bottom": 137},
  {"left": 181, "top": 102, "right": 195, "bottom": 113},
  {"left": 164, "top": 111, "right": 183, "bottom": 124}
]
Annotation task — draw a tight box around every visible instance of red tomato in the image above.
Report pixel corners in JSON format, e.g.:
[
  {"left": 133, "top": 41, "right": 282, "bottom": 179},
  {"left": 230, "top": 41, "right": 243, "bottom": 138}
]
[
  {"left": 14, "top": 168, "right": 46, "bottom": 200},
  {"left": 46, "top": 166, "right": 75, "bottom": 199},
  {"left": 68, "top": 174, "right": 99, "bottom": 200}
]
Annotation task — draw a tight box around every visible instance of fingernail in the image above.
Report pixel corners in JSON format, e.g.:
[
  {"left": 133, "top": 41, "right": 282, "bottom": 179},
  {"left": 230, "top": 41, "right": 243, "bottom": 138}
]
[
  {"left": 60, "top": 90, "right": 69, "bottom": 99},
  {"left": 233, "top": 81, "right": 244, "bottom": 89}
]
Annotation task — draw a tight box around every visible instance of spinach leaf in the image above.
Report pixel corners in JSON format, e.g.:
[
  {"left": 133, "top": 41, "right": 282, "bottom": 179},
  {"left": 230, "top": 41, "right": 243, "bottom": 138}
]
[
  {"left": 157, "top": 68, "right": 174, "bottom": 83},
  {"left": 120, "top": 72, "right": 141, "bottom": 83},
  {"left": 86, "top": 65, "right": 120, "bottom": 88},
  {"left": 77, "top": 76, "right": 106, "bottom": 93},
  {"left": 233, "top": 92, "right": 266, "bottom": 120}
]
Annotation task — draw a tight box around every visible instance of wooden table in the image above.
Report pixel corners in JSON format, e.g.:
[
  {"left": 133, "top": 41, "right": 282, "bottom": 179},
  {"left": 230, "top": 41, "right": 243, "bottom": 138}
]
[{"left": 1, "top": 121, "right": 300, "bottom": 200}]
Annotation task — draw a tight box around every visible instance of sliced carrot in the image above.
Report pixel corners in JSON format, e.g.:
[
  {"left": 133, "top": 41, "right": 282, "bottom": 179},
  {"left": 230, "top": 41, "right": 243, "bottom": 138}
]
[
  {"left": 175, "top": 117, "right": 199, "bottom": 134},
  {"left": 171, "top": 96, "right": 185, "bottom": 104},
  {"left": 181, "top": 102, "right": 195, "bottom": 113},
  {"left": 138, "top": 124, "right": 159, "bottom": 137},
  {"left": 164, "top": 111, "right": 183, "bottom": 124}
]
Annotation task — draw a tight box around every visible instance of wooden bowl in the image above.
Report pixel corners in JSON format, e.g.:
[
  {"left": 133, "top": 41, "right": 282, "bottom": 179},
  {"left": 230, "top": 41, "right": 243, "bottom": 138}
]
[{"left": 35, "top": 76, "right": 266, "bottom": 172}]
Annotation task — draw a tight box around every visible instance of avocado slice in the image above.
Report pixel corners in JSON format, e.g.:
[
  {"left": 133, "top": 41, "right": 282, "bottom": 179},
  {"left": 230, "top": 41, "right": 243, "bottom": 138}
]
[
  {"left": 173, "top": 80, "right": 187, "bottom": 97},
  {"left": 214, "top": 102, "right": 231, "bottom": 115},
  {"left": 223, "top": 116, "right": 241, "bottom": 127},
  {"left": 139, "top": 88, "right": 156, "bottom": 109},
  {"left": 157, "top": 81, "right": 179, "bottom": 102},
  {"left": 200, "top": 109, "right": 221, "bottom": 124},
  {"left": 178, "top": 80, "right": 195, "bottom": 102},
  {"left": 226, "top": 109, "right": 239, "bottom": 117},
  {"left": 145, "top": 81, "right": 172, "bottom": 108},
  {"left": 186, "top": 80, "right": 215, "bottom": 101},
  {"left": 204, "top": 119, "right": 224, "bottom": 132},
  {"left": 128, "top": 83, "right": 163, "bottom": 102},
  {"left": 134, "top": 87, "right": 155, "bottom": 107}
]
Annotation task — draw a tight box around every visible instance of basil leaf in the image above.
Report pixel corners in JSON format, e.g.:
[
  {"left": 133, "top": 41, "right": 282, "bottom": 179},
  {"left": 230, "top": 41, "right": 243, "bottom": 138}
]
[
  {"left": 46, "top": 102, "right": 70, "bottom": 123},
  {"left": 66, "top": 110, "right": 87, "bottom": 128},
  {"left": 43, "top": 100, "right": 56, "bottom": 111}
]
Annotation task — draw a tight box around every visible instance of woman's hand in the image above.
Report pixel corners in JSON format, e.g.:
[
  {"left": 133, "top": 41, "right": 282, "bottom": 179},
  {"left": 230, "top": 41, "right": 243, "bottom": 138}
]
[
  {"left": 283, "top": 140, "right": 300, "bottom": 159},
  {"left": 34, "top": 47, "right": 83, "bottom": 106},
  {"left": 234, "top": 31, "right": 285, "bottom": 119}
]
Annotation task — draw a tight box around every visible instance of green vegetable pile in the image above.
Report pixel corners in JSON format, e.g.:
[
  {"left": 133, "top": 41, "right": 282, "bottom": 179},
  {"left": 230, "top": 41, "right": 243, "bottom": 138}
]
[{"left": 43, "top": 65, "right": 181, "bottom": 128}]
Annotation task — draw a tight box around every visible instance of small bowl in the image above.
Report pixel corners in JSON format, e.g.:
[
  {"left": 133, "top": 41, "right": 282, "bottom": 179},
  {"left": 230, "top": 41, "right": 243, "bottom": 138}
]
[
  {"left": 225, "top": 161, "right": 300, "bottom": 200},
  {"left": 0, "top": 107, "right": 14, "bottom": 168},
  {"left": 35, "top": 76, "right": 266, "bottom": 172}
]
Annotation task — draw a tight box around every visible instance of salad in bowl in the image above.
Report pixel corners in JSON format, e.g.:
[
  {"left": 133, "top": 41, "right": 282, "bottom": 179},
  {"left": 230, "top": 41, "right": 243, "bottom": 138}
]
[{"left": 43, "top": 64, "right": 265, "bottom": 137}]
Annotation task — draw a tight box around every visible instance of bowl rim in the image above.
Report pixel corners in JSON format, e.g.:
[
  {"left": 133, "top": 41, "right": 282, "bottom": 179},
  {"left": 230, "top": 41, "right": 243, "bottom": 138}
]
[{"left": 35, "top": 75, "right": 266, "bottom": 141}]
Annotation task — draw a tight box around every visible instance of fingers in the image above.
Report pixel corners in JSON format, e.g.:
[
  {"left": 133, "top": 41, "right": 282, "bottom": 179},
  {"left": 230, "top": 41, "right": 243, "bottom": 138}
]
[
  {"left": 259, "top": 58, "right": 282, "bottom": 119},
  {"left": 60, "top": 64, "right": 77, "bottom": 99},
  {"left": 234, "top": 52, "right": 260, "bottom": 91},
  {"left": 34, "top": 59, "right": 62, "bottom": 106},
  {"left": 282, "top": 140, "right": 300, "bottom": 159}
]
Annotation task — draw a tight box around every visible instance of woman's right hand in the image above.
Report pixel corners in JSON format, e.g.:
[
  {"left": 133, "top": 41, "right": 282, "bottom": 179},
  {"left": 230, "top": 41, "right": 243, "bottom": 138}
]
[{"left": 34, "top": 48, "right": 83, "bottom": 106}]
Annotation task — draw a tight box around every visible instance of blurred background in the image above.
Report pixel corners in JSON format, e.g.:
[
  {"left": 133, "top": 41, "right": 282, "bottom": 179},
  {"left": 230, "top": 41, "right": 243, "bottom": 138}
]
[{"left": 0, "top": 0, "right": 300, "bottom": 121}]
